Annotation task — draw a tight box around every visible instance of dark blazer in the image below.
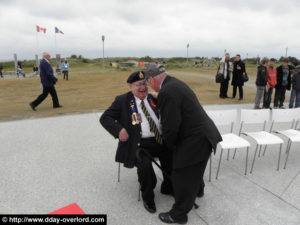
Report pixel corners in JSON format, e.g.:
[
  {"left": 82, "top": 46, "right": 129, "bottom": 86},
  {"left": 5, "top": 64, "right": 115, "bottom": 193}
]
[
  {"left": 39, "top": 58, "right": 57, "bottom": 87},
  {"left": 158, "top": 76, "right": 222, "bottom": 169},
  {"left": 100, "top": 92, "right": 159, "bottom": 168},
  {"left": 231, "top": 60, "right": 246, "bottom": 86},
  {"left": 275, "top": 65, "right": 294, "bottom": 90}
]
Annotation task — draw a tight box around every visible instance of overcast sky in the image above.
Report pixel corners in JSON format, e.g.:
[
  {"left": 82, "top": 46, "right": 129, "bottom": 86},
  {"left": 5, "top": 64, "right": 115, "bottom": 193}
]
[{"left": 0, "top": 0, "right": 300, "bottom": 61}]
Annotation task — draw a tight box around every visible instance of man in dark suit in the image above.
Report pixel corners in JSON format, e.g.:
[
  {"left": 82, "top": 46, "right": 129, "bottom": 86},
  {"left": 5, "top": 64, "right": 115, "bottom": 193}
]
[
  {"left": 29, "top": 52, "right": 62, "bottom": 111},
  {"left": 145, "top": 65, "right": 222, "bottom": 224},
  {"left": 100, "top": 71, "right": 173, "bottom": 214}
]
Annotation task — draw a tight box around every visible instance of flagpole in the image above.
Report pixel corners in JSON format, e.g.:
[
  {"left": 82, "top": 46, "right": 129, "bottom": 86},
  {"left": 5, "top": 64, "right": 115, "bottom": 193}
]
[
  {"left": 55, "top": 31, "right": 57, "bottom": 55},
  {"left": 36, "top": 29, "right": 39, "bottom": 55}
]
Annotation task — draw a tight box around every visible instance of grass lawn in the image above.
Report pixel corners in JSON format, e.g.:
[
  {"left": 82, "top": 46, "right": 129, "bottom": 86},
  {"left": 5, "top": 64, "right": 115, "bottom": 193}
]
[{"left": 0, "top": 64, "right": 257, "bottom": 122}]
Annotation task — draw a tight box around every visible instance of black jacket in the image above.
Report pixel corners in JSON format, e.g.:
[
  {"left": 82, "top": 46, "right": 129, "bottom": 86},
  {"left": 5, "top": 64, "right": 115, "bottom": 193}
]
[
  {"left": 275, "top": 65, "right": 294, "bottom": 90},
  {"left": 292, "top": 72, "right": 300, "bottom": 91},
  {"left": 100, "top": 92, "right": 159, "bottom": 168},
  {"left": 157, "top": 76, "right": 222, "bottom": 169},
  {"left": 231, "top": 60, "right": 245, "bottom": 86},
  {"left": 255, "top": 65, "right": 268, "bottom": 86}
]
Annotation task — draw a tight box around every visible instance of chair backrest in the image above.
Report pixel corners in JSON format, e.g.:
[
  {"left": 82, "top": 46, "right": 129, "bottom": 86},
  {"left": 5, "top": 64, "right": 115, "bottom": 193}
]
[
  {"left": 271, "top": 108, "right": 299, "bottom": 123},
  {"left": 206, "top": 109, "right": 237, "bottom": 132},
  {"left": 293, "top": 108, "right": 300, "bottom": 129},
  {"left": 240, "top": 109, "right": 270, "bottom": 124}
]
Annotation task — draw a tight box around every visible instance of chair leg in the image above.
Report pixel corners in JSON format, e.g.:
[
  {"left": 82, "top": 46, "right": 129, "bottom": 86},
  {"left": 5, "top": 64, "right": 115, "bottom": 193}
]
[
  {"left": 209, "top": 153, "right": 212, "bottom": 182},
  {"left": 258, "top": 145, "right": 262, "bottom": 157},
  {"left": 263, "top": 145, "right": 268, "bottom": 156},
  {"left": 245, "top": 147, "right": 249, "bottom": 175},
  {"left": 277, "top": 144, "right": 283, "bottom": 171},
  {"left": 227, "top": 149, "right": 230, "bottom": 160},
  {"left": 233, "top": 148, "right": 237, "bottom": 159},
  {"left": 285, "top": 140, "right": 291, "bottom": 154},
  {"left": 284, "top": 141, "right": 292, "bottom": 169},
  {"left": 118, "top": 163, "right": 121, "bottom": 182},
  {"left": 138, "top": 184, "right": 141, "bottom": 201},
  {"left": 216, "top": 148, "right": 224, "bottom": 180},
  {"left": 250, "top": 145, "right": 259, "bottom": 174}
]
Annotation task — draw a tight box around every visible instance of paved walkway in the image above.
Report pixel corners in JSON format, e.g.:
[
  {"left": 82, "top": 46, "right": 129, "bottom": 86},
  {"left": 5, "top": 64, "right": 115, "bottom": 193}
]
[{"left": 0, "top": 105, "right": 300, "bottom": 225}]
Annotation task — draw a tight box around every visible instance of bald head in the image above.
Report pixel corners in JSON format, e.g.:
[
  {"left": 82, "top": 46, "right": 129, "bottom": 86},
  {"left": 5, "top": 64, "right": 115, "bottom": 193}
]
[{"left": 43, "top": 52, "right": 51, "bottom": 60}]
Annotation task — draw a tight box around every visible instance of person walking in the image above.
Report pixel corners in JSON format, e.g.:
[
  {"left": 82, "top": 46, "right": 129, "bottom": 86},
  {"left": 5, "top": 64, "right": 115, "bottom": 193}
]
[
  {"left": 289, "top": 65, "right": 300, "bottom": 108},
  {"left": 29, "top": 52, "right": 62, "bottom": 111},
  {"left": 219, "top": 53, "right": 233, "bottom": 98},
  {"left": 254, "top": 58, "right": 269, "bottom": 109},
  {"left": 231, "top": 54, "right": 246, "bottom": 100},
  {"left": 61, "top": 59, "right": 69, "bottom": 80},
  {"left": 274, "top": 58, "right": 293, "bottom": 108}
]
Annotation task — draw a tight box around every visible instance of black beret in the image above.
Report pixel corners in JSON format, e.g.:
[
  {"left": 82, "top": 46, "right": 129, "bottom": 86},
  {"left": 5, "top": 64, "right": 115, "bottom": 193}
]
[{"left": 127, "top": 71, "right": 145, "bottom": 83}]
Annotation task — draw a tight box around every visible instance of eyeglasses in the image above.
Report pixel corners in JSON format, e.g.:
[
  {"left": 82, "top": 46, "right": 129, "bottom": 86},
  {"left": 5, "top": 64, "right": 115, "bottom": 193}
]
[{"left": 133, "top": 82, "right": 147, "bottom": 87}]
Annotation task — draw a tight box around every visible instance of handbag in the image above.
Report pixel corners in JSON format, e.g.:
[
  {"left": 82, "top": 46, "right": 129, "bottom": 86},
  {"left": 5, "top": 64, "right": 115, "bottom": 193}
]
[
  {"left": 242, "top": 72, "right": 249, "bottom": 82},
  {"left": 215, "top": 63, "right": 225, "bottom": 83}
]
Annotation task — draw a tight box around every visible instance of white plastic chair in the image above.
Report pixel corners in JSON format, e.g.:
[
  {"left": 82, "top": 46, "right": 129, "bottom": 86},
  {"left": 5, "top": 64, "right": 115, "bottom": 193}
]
[
  {"left": 271, "top": 108, "right": 300, "bottom": 169},
  {"left": 206, "top": 110, "right": 251, "bottom": 180},
  {"left": 240, "top": 109, "right": 284, "bottom": 173}
]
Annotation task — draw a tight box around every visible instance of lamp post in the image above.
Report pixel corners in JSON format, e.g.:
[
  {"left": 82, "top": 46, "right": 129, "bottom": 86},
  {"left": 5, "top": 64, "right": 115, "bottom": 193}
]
[
  {"left": 102, "top": 35, "right": 105, "bottom": 70},
  {"left": 285, "top": 47, "right": 288, "bottom": 57},
  {"left": 186, "top": 43, "right": 189, "bottom": 64}
]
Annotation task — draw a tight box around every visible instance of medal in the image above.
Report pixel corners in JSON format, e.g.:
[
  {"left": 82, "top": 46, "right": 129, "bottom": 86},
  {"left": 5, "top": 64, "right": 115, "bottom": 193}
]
[{"left": 132, "top": 112, "right": 139, "bottom": 125}]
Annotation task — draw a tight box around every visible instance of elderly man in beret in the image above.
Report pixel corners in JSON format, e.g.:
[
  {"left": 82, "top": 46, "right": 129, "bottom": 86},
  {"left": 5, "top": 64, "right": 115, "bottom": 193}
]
[
  {"left": 145, "top": 64, "right": 222, "bottom": 224},
  {"left": 100, "top": 71, "right": 173, "bottom": 214}
]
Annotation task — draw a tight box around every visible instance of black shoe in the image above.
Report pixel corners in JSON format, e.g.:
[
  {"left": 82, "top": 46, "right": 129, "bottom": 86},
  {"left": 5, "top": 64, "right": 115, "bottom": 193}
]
[
  {"left": 29, "top": 103, "right": 36, "bottom": 111},
  {"left": 158, "top": 212, "right": 187, "bottom": 224},
  {"left": 53, "top": 105, "right": 63, "bottom": 108},
  {"left": 143, "top": 201, "right": 156, "bottom": 214},
  {"left": 238, "top": 98, "right": 243, "bottom": 100},
  {"left": 197, "top": 190, "right": 204, "bottom": 198}
]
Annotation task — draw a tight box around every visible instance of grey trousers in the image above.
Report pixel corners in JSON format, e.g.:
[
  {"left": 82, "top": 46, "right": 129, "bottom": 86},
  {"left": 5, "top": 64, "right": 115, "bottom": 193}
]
[{"left": 254, "top": 86, "right": 265, "bottom": 109}]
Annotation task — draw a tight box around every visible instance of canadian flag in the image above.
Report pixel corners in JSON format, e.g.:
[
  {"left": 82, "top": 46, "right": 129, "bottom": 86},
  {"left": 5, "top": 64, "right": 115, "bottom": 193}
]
[{"left": 36, "top": 25, "right": 46, "bottom": 33}]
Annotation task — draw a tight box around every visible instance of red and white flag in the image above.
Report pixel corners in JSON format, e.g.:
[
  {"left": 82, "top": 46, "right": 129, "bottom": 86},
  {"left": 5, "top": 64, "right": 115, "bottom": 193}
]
[{"left": 36, "top": 25, "right": 46, "bottom": 33}]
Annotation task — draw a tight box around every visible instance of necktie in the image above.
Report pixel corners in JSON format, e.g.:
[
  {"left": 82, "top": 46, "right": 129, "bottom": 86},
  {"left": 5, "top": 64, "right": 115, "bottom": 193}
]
[{"left": 141, "top": 100, "right": 163, "bottom": 144}]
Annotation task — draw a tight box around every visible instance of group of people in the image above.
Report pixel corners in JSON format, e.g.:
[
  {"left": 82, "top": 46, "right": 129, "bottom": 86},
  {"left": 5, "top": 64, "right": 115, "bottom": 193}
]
[
  {"left": 100, "top": 65, "right": 222, "bottom": 224},
  {"left": 254, "top": 57, "right": 300, "bottom": 109},
  {"left": 218, "top": 53, "right": 246, "bottom": 100}
]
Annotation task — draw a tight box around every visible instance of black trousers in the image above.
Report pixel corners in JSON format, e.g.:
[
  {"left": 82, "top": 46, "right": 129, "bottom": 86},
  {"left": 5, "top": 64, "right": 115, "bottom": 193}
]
[
  {"left": 220, "top": 79, "right": 229, "bottom": 97},
  {"left": 31, "top": 86, "right": 60, "bottom": 108},
  {"left": 63, "top": 71, "right": 68, "bottom": 80},
  {"left": 274, "top": 86, "right": 287, "bottom": 107},
  {"left": 169, "top": 139, "right": 211, "bottom": 221},
  {"left": 232, "top": 85, "right": 243, "bottom": 99},
  {"left": 263, "top": 87, "right": 273, "bottom": 108},
  {"left": 0, "top": 69, "right": 3, "bottom": 78},
  {"left": 136, "top": 138, "right": 173, "bottom": 204}
]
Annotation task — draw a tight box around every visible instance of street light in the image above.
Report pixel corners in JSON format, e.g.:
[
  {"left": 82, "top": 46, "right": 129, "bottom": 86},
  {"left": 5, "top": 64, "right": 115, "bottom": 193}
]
[
  {"left": 102, "top": 35, "right": 105, "bottom": 70},
  {"left": 285, "top": 47, "right": 288, "bottom": 57},
  {"left": 186, "top": 43, "right": 189, "bottom": 64}
]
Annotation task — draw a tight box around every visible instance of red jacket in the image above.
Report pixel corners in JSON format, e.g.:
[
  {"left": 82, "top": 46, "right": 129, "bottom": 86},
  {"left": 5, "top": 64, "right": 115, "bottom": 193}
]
[{"left": 267, "top": 67, "right": 277, "bottom": 88}]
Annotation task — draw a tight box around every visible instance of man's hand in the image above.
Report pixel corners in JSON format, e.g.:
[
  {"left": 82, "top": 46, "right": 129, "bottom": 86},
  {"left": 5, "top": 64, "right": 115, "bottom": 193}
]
[
  {"left": 119, "top": 128, "right": 129, "bottom": 142},
  {"left": 150, "top": 91, "right": 158, "bottom": 98}
]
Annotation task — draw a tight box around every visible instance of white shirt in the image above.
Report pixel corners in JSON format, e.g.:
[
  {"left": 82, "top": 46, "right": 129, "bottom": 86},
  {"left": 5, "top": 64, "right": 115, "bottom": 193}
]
[{"left": 134, "top": 96, "right": 161, "bottom": 138}]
